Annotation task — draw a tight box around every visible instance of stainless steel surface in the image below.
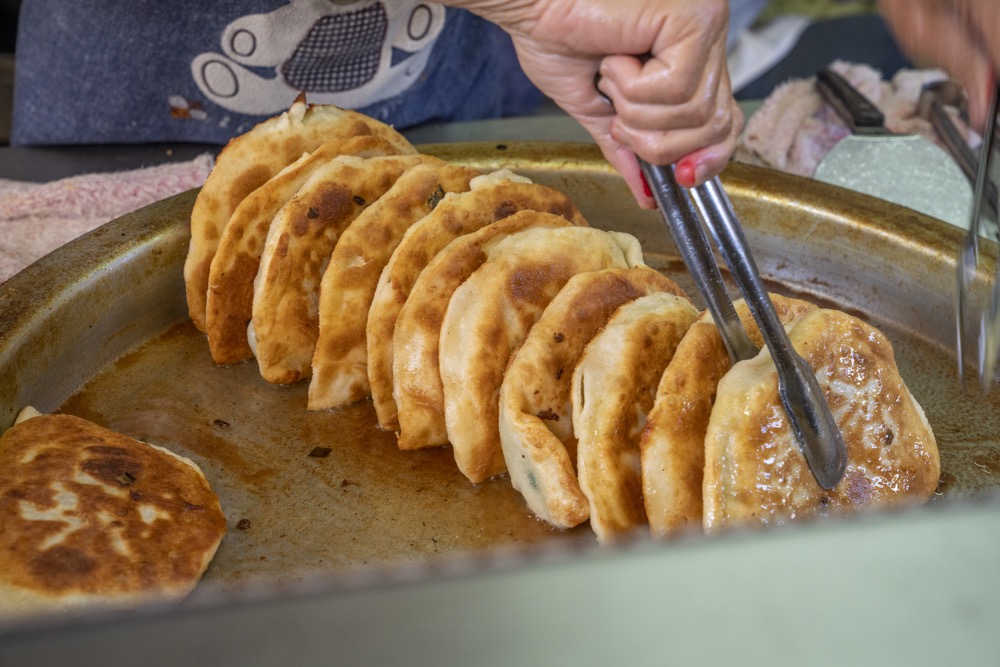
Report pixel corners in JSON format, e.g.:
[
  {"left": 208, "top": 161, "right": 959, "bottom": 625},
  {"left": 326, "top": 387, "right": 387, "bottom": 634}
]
[
  {"left": 691, "top": 176, "right": 847, "bottom": 489},
  {"left": 2, "top": 143, "right": 1000, "bottom": 660},
  {"left": 956, "top": 86, "right": 1000, "bottom": 390},
  {"left": 813, "top": 68, "right": 972, "bottom": 228}
]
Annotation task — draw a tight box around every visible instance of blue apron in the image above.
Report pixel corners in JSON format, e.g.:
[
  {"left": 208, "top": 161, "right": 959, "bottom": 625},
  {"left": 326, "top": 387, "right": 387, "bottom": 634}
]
[{"left": 11, "top": 0, "right": 541, "bottom": 145}]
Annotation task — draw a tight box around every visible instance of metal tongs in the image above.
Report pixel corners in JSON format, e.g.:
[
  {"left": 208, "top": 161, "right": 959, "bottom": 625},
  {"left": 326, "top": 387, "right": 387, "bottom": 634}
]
[
  {"left": 955, "top": 85, "right": 1000, "bottom": 390},
  {"left": 641, "top": 162, "right": 848, "bottom": 489}
]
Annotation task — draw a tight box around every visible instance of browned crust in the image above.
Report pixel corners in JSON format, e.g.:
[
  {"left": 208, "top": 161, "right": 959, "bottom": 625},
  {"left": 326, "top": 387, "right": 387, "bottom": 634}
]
[
  {"left": 185, "top": 102, "right": 414, "bottom": 332},
  {"left": 640, "top": 293, "right": 817, "bottom": 538},
  {"left": 0, "top": 415, "right": 226, "bottom": 611},
  {"left": 306, "top": 162, "right": 481, "bottom": 409}
]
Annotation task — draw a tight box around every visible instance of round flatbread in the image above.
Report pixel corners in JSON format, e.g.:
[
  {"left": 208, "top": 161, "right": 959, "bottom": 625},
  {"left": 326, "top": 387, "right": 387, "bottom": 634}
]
[
  {"left": 440, "top": 226, "right": 646, "bottom": 484},
  {"left": 250, "top": 152, "right": 431, "bottom": 385},
  {"left": 393, "top": 210, "right": 576, "bottom": 451},
  {"left": 184, "top": 99, "right": 414, "bottom": 332},
  {"left": 0, "top": 412, "right": 227, "bottom": 618},
  {"left": 205, "top": 135, "right": 410, "bottom": 365},
  {"left": 572, "top": 293, "right": 698, "bottom": 542},
  {"left": 641, "top": 294, "right": 817, "bottom": 538},
  {"left": 499, "top": 267, "right": 686, "bottom": 529},
  {"left": 312, "top": 169, "right": 587, "bottom": 418},
  {"left": 307, "top": 161, "right": 480, "bottom": 409},
  {"left": 702, "top": 308, "right": 941, "bottom": 534}
]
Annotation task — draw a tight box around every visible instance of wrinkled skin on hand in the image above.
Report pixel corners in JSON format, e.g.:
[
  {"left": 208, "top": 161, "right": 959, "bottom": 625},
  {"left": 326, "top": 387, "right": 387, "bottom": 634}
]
[
  {"left": 447, "top": 0, "right": 742, "bottom": 208},
  {"left": 878, "top": 0, "right": 999, "bottom": 132}
]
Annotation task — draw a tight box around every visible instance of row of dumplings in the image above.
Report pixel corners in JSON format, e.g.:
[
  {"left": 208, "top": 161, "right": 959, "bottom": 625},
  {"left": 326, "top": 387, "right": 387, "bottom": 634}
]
[{"left": 184, "top": 101, "right": 940, "bottom": 541}]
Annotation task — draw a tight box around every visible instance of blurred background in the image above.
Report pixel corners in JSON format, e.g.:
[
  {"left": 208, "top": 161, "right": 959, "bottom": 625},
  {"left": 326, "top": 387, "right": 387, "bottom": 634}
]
[{"left": 0, "top": 0, "right": 897, "bottom": 146}]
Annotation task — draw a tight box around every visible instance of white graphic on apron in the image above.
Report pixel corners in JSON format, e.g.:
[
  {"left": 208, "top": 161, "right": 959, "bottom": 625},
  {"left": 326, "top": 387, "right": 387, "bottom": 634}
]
[{"left": 191, "top": 0, "right": 445, "bottom": 115}]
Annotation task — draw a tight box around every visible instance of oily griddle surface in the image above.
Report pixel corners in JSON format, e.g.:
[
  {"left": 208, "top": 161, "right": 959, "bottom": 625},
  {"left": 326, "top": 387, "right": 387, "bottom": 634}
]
[
  {"left": 3, "top": 143, "right": 999, "bottom": 591},
  {"left": 60, "top": 321, "right": 591, "bottom": 589},
  {"left": 57, "top": 264, "right": 1000, "bottom": 591}
]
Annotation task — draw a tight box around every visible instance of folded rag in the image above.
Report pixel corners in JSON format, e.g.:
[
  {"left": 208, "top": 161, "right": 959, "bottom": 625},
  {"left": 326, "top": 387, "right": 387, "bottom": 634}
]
[
  {"left": 0, "top": 154, "right": 213, "bottom": 283},
  {"left": 734, "top": 60, "right": 969, "bottom": 177}
]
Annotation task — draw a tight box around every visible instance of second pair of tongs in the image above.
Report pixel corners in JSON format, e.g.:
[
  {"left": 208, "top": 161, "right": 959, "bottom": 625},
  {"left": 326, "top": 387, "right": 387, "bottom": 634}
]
[
  {"left": 640, "top": 161, "right": 848, "bottom": 489},
  {"left": 956, "top": 85, "right": 1000, "bottom": 390}
]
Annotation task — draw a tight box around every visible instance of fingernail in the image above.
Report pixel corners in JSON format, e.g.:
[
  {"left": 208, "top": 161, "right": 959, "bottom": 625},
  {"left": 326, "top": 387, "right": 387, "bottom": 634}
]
[
  {"left": 675, "top": 159, "right": 697, "bottom": 188},
  {"left": 640, "top": 171, "right": 652, "bottom": 198}
]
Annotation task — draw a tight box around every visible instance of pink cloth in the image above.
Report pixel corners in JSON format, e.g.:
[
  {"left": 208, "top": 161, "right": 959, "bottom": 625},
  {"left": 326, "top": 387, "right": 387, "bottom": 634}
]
[
  {"left": 734, "top": 60, "right": 968, "bottom": 177},
  {"left": 0, "top": 154, "right": 213, "bottom": 282}
]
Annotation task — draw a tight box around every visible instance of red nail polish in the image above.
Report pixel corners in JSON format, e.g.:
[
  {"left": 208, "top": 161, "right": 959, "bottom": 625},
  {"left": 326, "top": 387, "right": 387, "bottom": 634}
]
[
  {"left": 640, "top": 171, "right": 653, "bottom": 198},
  {"left": 675, "top": 159, "right": 697, "bottom": 188}
]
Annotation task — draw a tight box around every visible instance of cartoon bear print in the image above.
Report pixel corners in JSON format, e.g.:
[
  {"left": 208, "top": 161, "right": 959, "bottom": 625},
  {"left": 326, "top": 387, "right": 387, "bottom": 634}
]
[{"left": 191, "top": 0, "right": 446, "bottom": 115}]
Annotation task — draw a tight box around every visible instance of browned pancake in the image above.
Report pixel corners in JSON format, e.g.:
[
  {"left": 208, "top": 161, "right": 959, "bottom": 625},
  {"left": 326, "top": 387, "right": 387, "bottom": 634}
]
[
  {"left": 702, "top": 308, "right": 941, "bottom": 534},
  {"left": 440, "top": 227, "right": 646, "bottom": 484},
  {"left": 572, "top": 293, "right": 698, "bottom": 542},
  {"left": 251, "top": 152, "right": 430, "bottom": 385},
  {"left": 641, "top": 294, "right": 816, "bottom": 538},
  {"left": 340, "top": 170, "right": 588, "bottom": 423},
  {"left": 498, "top": 267, "right": 686, "bottom": 529},
  {"left": 0, "top": 412, "right": 226, "bottom": 617},
  {"left": 307, "top": 161, "right": 481, "bottom": 410},
  {"left": 393, "top": 211, "right": 575, "bottom": 451},
  {"left": 205, "top": 135, "right": 408, "bottom": 365},
  {"left": 184, "top": 99, "right": 414, "bottom": 332}
]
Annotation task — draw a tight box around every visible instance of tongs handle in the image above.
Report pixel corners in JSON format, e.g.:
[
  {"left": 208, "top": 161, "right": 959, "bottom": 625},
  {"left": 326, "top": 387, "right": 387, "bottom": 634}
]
[
  {"left": 918, "top": 81, "right": 999, "bottom": 220},
  {"left": 816, "top": 68, "right": 886, "bottom": 133},
  {"left": 641, "top": 161, "right": 846, "bottom": 489},
  {"left": 956, "top": 83, "right": 1000, "bottom": 388},
  {"left": 639, "top": 161, "right": 758, "bottom": 362}
]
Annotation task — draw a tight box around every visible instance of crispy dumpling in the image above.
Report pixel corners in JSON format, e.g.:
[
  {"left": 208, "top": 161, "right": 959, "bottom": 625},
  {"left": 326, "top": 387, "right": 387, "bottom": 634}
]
[
  {"left": 393, "top": 210, "right": 575, "bottom": 451},
  {"left": 641, "top": 294, "right": 817, "bottom": 538},
  {"left": 250, "top": 152, "right": 430, "bottom": 385},
  {"left": 573, "top": 293, "right": 698, "bottom": 542},
  {"left": 206, "top": 135, "right": 408, "bottom": 365},
  {"left": 185, "top": 99, "right": 414, "bottom": 331},
  {"left": 0, "top": 411, "right": 226, "bottom": 618},
  {"left": 307, "top": 161, "right": 480, "bottom": 410},
  {"left": 440, "top": 226, "right": 646, "bottom": 484},
  {"left": 702, "top": 308, "right": 941, "bottom": 534},
  {"left": 499, "top": 267, "right": 686, "bottom": 529},
  {"left": 352, "top": 170, "right": 588, "bottom": 423}
]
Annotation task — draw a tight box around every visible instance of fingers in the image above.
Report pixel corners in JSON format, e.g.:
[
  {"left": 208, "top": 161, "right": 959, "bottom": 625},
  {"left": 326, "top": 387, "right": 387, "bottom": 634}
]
[
  {"left": 590, "top": 15, "right": 738, "bottom": 179},
  {"left": 476, "top": 0, "right": 738, "bottom": 202},
  {"left": 878, "top": 0, "right": 995, "bottom": 129},
  {"left": 595, "top": 49, "right": 741, "bottom": 182},
  {"left": 569, "top": 111, "right": 655, "bottom": 208}
]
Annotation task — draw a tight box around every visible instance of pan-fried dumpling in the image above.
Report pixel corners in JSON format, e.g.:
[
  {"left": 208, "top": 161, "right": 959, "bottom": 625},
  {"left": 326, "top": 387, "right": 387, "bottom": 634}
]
[
  {"left": 440, "top": 226, "right": 646, "bottom": 484},
  {"left": 339, "top": 170, "right": 588, "bottom": 421},
  {"left": 499, "top": 267, "right": 686, "bottom": 529},
  {"left": 185, "top": 99, "right": 414, "bottom": 331},
  {"left": 641, "top": 294, "right": 816, "bottom": 538},
  {"left": 0, "top": 411, "right": 226, "bottom": 618},
  {"left": 702, "top": 308, "right": 941, "bottom": 534},
  {"left": 393, "top": 211, "right": 575, "bottom": 451},
  {"left": 206, "top": 135, "right": 408, "bottom": 365},
  {"left": 250, "top": 153, "right": 429, "bottom": 384},
  {"left": 307, "top": 161, "right": 480, "bottom": 410},
  {"left": 573, "top": 293, "right": 698, "bottom": 542}
]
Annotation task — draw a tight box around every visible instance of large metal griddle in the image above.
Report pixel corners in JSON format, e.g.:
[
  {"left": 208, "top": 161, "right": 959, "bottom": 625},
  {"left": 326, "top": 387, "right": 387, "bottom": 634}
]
[{"left": 1, "top": 143, "right": 999, "bottom": 663}]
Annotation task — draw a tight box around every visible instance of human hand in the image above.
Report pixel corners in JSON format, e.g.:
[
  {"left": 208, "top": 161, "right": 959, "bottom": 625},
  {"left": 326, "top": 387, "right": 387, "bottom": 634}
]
[
  {"left": 449, "top": 0, "right": 742, "bottom": 208},
  {"left": 878, "top": 0, "right": 999, "bottom": 131}
]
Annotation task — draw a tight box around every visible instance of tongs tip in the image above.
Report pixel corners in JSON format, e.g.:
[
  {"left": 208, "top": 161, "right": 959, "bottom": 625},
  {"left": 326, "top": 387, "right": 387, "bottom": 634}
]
[
  {"left": 643, "top": 162, "right": 848, "bottom": 489},
  {"left": 955, "top": 84, "right": 1000, "bottom": 392}
]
